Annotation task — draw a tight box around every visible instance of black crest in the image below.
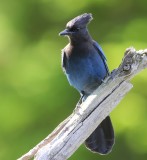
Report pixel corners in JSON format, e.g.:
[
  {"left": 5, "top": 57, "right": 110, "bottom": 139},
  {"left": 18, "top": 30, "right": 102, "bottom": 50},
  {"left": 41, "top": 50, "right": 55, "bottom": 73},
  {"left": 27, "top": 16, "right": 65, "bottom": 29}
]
[{"left": 66, "top": 13, "right": 93, "bottom": 29}]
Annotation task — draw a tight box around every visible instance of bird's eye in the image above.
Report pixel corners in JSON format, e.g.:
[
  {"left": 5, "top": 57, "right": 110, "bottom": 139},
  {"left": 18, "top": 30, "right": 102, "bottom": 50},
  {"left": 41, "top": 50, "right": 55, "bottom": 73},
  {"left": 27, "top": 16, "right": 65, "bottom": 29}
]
[{"left": 69, "top": 27, "right": 80, "bottom": 32}]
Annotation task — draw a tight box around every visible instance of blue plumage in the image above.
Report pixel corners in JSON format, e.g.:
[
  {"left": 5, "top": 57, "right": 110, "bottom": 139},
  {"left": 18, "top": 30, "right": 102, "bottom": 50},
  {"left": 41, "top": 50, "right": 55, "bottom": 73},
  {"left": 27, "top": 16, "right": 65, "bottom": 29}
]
[
  {"left": 59, "top": 13, "right": 114, "bottom": 155},
  {"left": 62, "top": 41, "right": 107, "bottom": 95}
]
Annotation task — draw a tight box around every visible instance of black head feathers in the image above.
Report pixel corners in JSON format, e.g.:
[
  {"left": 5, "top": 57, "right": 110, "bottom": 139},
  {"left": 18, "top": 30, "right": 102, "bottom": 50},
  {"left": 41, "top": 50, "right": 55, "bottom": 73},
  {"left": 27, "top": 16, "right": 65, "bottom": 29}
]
[
  {"left": 66, "top": 13, "right": 93, "bottom": 29},
  {"left": 59, "top": 13, "right": 93, "bottom": 37}
]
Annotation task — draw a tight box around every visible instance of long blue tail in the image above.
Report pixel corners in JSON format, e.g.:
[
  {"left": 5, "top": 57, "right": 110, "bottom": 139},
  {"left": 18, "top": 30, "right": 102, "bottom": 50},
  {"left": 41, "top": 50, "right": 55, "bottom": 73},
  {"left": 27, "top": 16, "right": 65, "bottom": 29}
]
[{"left": 85, "top": 116, "right": 115, "bottom": 155}]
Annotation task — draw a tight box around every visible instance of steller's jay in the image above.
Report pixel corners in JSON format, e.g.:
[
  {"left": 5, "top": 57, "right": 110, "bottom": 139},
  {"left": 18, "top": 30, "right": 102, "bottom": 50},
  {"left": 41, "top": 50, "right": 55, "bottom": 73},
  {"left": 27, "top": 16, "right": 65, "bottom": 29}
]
[{"left": 59, "top": 13, "right": 114, "bottom": 155}]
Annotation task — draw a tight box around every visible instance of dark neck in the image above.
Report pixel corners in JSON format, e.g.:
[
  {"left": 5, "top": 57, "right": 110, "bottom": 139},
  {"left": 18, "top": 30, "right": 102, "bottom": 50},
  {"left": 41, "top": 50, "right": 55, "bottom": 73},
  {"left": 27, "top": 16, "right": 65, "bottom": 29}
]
[{"left": 68, "top": 32, "right": 93, "bottom": 46}]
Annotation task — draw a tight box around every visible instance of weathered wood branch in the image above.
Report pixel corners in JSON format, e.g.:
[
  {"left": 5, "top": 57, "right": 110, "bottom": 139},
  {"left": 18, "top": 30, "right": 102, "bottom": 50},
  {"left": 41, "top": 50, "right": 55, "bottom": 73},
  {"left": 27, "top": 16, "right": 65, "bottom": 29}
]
[{"left": 18, "top": 47, "right": 147, "bottom": 160}]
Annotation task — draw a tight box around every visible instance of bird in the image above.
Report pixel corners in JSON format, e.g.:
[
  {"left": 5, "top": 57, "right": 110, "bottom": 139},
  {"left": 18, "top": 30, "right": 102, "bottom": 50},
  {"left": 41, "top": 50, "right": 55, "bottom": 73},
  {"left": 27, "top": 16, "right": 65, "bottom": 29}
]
[{"left": 59, "top": 13, "right": 114, "bottom": 155}]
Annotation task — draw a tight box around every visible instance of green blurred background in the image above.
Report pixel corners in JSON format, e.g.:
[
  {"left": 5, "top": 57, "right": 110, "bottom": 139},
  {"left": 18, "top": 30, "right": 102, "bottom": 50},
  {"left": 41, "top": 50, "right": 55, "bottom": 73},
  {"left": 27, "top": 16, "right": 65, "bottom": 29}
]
[{"left": 0, "top": 0, "right": 147, "bottom": 159}]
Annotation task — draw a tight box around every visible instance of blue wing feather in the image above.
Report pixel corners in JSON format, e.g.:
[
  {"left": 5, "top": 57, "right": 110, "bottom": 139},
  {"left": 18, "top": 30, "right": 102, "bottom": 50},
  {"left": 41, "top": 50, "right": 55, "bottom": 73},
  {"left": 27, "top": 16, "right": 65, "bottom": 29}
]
[{"left": 93, "top": 41, "right": 109, "bottom": 74}]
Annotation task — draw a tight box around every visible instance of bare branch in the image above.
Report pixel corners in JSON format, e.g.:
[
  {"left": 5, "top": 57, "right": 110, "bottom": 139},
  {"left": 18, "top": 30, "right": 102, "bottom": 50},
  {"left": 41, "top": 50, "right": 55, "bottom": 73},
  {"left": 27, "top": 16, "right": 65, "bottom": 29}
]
[{"left": 18, "top": 47, "right": 147, "bottom": 160}]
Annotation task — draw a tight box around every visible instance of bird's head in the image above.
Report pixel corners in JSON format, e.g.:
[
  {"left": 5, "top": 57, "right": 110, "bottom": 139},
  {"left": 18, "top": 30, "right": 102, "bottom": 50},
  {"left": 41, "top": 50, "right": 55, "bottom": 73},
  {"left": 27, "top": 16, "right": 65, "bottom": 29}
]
[{"left": 59, "top": 13, "right": 93, "bottom": 40}]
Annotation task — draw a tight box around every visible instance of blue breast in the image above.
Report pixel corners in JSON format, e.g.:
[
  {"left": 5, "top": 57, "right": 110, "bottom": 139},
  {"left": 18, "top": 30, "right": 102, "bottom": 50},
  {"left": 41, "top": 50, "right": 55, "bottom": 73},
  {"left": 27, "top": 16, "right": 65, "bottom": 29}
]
[{"left": 65, "top": 51, "right": 107, "bottom": 94}]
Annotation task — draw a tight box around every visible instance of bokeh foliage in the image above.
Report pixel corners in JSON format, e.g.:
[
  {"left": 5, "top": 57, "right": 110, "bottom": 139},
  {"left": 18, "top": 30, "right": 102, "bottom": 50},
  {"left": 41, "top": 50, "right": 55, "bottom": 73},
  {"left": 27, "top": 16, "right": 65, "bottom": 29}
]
[{"left": 0, "top": 0, "right": 147, "bottom": 159}]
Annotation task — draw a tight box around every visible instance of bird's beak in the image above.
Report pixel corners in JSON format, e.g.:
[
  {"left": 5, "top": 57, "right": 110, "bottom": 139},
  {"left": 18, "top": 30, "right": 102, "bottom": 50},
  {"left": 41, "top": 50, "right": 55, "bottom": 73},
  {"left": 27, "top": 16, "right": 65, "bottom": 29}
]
[{"left": 59, "top": 29, "right": 70, "bottom": 36}]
